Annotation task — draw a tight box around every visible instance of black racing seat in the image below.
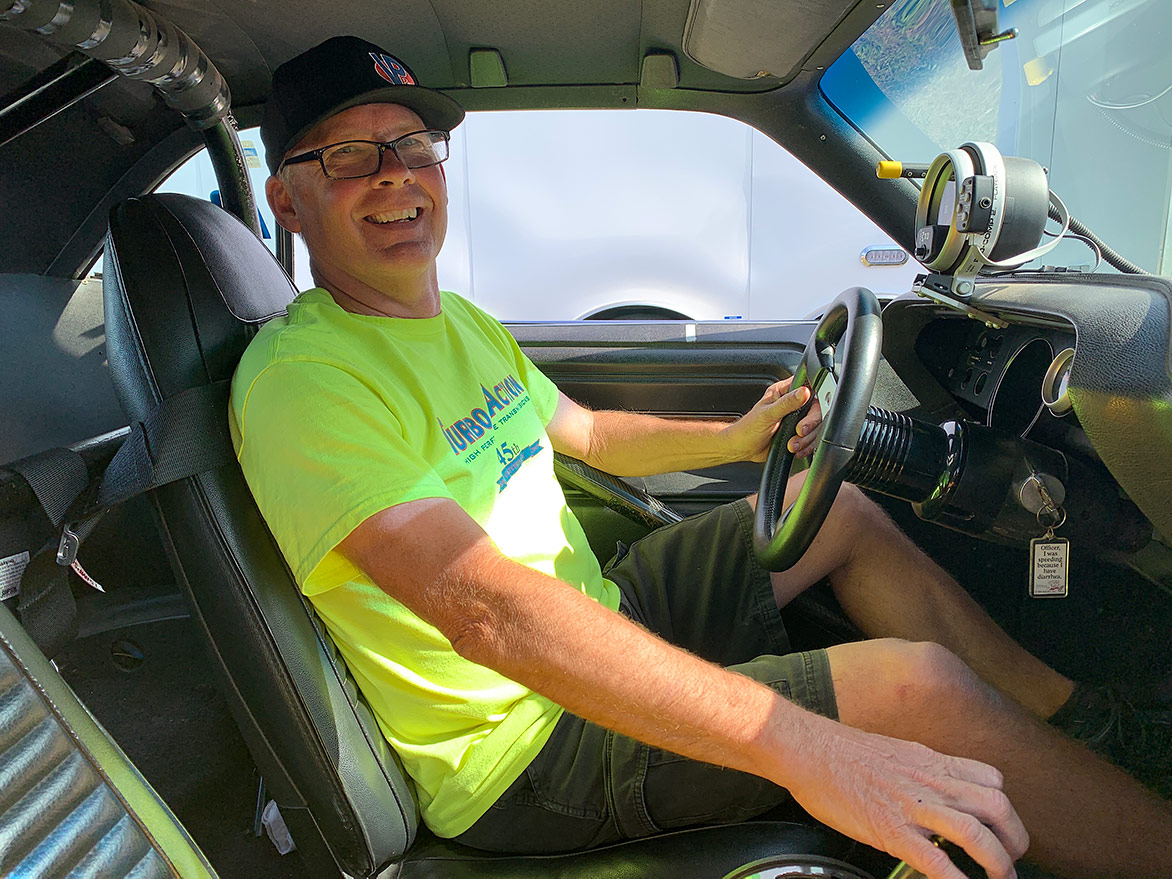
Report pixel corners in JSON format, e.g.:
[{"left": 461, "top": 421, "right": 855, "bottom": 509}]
[
  {"left": 102, "top": 193, "right": 851, "bottom": 877},
  {"left": 0, "top": 600, "right": 218, "bottom": 877}
]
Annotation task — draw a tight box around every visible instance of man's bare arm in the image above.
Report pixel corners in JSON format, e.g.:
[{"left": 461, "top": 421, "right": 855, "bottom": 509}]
[
  {"left": 544, "top": 379, "right": 821, "bottom": 477},
  {"left": 338, "top": 498, "right": 1028, "bottom": 879}
]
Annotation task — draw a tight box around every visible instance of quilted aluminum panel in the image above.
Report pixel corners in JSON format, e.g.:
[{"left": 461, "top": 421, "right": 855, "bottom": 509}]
[{"left": 0, "top": 643, "right": 173, "bottom": 878}]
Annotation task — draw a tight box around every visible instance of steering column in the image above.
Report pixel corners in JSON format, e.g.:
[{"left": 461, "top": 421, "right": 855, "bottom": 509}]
[{"left": 842, "top": 407, "right": 1150, "bottom": 552}]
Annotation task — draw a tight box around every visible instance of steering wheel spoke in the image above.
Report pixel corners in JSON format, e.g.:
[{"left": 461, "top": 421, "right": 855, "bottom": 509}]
[
  {"left": 813, "top": 367, "right": 838, "bottom": 415},
  {"left": 753, "top": 288, "right": 883, "bottom": 571}
]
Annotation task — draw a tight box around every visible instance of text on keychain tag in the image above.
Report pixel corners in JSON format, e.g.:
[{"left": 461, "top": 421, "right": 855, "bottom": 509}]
[{"left": 1030, "top": 527, "right": 1069, "bottom": 598}]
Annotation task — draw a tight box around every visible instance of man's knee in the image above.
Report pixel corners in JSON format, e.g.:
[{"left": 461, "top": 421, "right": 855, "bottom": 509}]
[
  {"left": 823, "top": 483, "right": 892, "bottom": 550},
  {"left": 890, "top": 639, "right": 982, "bottom": 701},
  {"left": 833, "top": 638, "right": 988, "bottom": 720}
]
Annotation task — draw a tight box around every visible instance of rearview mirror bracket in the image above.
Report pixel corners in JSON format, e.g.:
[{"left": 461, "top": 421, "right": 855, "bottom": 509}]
[{"left": 950, "top": 0, "right": 1017, "bottom": 70}]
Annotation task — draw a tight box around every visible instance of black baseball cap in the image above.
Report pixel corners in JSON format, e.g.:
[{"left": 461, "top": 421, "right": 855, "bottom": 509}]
[{"left": 261, "top": 35, "right": 465, "bottom": 174}]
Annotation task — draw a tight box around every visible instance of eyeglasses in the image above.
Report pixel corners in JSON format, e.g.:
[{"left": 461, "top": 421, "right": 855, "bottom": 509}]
[{"left": 280, "top": 129, "right": 450, "bottom": 179}]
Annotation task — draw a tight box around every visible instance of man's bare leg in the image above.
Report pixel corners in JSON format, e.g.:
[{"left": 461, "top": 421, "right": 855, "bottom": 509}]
[
  {"left": 827, "top": 637, "right": 1172, "bottom": 878},
  {"left": 756, "top": 481, "right": 1075, "bottom": 720}
]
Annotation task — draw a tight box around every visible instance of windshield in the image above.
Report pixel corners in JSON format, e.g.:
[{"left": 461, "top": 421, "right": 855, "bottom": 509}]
[{"left": 822, "top": 0, "right": 1172, "bottom": 274}]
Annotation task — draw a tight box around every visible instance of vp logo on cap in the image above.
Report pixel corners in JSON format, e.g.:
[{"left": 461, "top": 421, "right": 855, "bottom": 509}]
[{"left": 370, "top": 53, "right": 416, "bottom": 85}]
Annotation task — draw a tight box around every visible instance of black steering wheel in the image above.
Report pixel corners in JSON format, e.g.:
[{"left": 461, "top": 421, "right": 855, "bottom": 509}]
[{"left": 753, "top": 287, "right": 883, "bottom": 571}]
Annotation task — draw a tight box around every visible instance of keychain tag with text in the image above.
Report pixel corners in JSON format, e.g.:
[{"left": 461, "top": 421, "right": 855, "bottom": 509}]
[{"left": 1030, "top": 525, "right": 1069, "bottom": 598}]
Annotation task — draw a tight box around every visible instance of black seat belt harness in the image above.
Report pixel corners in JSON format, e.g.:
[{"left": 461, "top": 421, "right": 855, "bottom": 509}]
[{"left": 4, "top": 380, "right": 235, "bottom": 656}]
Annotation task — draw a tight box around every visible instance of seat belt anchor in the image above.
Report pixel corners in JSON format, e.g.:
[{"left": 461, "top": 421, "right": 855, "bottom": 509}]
[{"left": 56, "top": 525, "right": 80, "bottom": 567}]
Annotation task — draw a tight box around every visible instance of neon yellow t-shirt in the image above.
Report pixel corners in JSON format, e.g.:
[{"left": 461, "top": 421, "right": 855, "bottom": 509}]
[{"left": 229, "top": 288, "right": 621, "bottom": 837}]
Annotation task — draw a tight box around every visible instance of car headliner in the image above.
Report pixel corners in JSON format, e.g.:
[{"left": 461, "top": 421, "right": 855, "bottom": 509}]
[{"left": 0, "top": 0, "right": 920, "bottom": 279}]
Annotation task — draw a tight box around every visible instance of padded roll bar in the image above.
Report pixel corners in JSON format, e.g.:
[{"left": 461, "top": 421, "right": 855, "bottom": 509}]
[{"left": 1, "top": 0, "right": 260, "bottom": 236}]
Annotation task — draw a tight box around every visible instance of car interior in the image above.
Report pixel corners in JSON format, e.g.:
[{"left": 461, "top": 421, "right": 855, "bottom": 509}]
[{"left": 2, "top": 0, "right": 1170, "bottom": 878}]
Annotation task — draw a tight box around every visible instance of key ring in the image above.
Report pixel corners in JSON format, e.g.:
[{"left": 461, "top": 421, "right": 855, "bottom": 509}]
[{"left": 1037, "top": 506, "right": 1066, "bottom": 531}]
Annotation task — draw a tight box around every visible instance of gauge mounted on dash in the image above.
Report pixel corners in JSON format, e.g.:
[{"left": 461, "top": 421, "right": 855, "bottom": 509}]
[
  {"left": 893, "top": 142, "right": 1073, "bottom": 301},
  {"left": 988, "top": 338, "right": 1052, "bottom": 436},
  {"left": 1041, "top": 348, "right": 1076, "bottom": 416}
]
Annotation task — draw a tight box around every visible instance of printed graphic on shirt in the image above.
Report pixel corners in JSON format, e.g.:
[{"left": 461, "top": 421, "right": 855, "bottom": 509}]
[
  {"left": 494, "top": 440, "right": 544, "bottom": 492},
  {"left": 436, "top": 374, "right": 544, "bottom": 491}
]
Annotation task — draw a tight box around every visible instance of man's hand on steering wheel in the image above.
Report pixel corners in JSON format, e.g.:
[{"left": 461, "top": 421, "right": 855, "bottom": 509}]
[
  {"left": 725, "top": 377, "right": 824, "bottom": 463},
  {"left": 754, "top": 288, "right": 883, "bottom": 571}
]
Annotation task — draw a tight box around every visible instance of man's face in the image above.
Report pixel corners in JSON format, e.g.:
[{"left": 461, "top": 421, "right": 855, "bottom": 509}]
[{"left": 268, "top": 103, "right": 448, "bottom": 296}]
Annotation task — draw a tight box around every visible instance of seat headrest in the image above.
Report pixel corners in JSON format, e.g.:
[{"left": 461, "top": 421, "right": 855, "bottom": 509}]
[
  {"left": 121, "top": 193, "right": 294, "bottom": 324},
  {"left": 104, "top": 194, "right": 297, "bottom": 420}
]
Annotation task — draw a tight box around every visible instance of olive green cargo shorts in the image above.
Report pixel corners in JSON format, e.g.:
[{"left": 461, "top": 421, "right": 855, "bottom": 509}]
[{"left": 456, "top": 499, "right": 839, "bottom": 853}]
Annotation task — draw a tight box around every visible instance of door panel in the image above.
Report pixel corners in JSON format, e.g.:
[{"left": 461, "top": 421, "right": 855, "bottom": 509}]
[
  {"left": 510, "top": 320, "right": 816, "bottom": 554},
  {"left": 511, "top": 321, "right": 814, "bottom": 413}
]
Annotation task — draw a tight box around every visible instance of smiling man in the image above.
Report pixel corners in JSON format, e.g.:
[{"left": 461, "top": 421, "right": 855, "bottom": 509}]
[
  {"left": 231, "top": 35, "right": 1172, "bottom": 879},
  {"left": 269, "top": 102, "right": 449, "bottom": 317}
]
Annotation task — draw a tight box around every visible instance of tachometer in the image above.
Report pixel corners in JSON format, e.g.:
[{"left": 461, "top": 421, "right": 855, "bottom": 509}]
[
  {"left": 1041, "top": 347, "right": 1076, "bottom": 416},
  {"left": 988, "top": 338, "right": 1052, "bottom": 435}
]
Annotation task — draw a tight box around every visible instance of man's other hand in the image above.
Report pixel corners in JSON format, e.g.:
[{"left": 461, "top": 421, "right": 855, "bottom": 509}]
[
  {"left": 782, "top": 714, "right": 1029, "bottom": 879},
  {"left": 725, "top": 377, "right": 823, "bottom": 463}
]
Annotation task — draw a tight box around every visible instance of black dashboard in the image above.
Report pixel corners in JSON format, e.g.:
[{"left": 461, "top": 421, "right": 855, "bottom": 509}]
[
  {"left": 914, "top": 319, "right": 1075, "bottom": 438},
  {"left": 881, "top": 273, "right": 1172, "bottom": 545}
]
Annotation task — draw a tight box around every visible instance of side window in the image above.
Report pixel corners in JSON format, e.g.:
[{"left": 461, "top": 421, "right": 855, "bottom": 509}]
[
  {"left": 96, "top": 111, "right": 920, "bottom": 319},
  {"left": 747, "top": 128, "right": 921, "bottom": 315},
  {"left": 441, "top": 109, "right": 919, "bottom": 321}
]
